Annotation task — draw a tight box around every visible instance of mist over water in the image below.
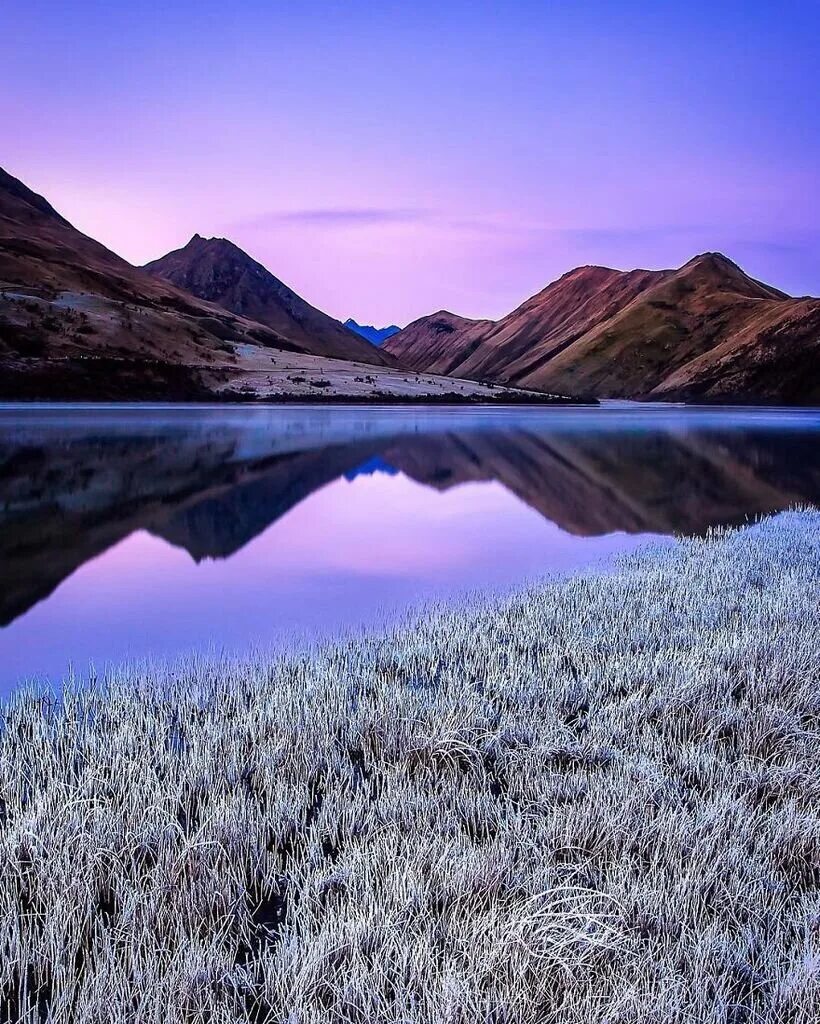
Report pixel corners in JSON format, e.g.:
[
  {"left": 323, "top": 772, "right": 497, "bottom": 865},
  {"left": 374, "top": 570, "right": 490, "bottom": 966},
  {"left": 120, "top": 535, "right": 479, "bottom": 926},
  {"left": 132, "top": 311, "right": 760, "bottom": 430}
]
[{"left": 0, "top": 403, "right": 818, "bottom": 693}]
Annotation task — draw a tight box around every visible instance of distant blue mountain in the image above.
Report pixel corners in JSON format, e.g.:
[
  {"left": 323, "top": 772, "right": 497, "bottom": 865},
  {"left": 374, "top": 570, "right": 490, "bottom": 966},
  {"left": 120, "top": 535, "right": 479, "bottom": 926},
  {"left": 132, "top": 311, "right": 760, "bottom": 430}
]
[
  {"left": 344, "top": 456, "right": 399, "bottom": 481},
  {"left": 344, "top": 318, "right": 401, "bottom": 346}
]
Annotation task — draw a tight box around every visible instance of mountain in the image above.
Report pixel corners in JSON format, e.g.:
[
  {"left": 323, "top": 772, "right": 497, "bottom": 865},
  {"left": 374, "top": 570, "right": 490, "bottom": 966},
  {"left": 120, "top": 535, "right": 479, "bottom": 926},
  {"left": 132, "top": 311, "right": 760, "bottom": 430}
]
[
  {"left": 344, "top": 319, "right": 401, "bottom": 346},
  {"left": 1, "top": 167, "right": 568, "bottom": 403},
  {"left": 144, "top": 235, "right": 391, "bottom": 366},
  {"left": 383, "top": 311, "right": 496, "bottom": 376},
  {"left": 0, "top": 165, "right": 317, "bottom": 398},
  {"left": 385, "top": 255, "right": 820, "bottom": 404},
  {"left": 387, "top": 270, "right": 662, "bottom": 380}
]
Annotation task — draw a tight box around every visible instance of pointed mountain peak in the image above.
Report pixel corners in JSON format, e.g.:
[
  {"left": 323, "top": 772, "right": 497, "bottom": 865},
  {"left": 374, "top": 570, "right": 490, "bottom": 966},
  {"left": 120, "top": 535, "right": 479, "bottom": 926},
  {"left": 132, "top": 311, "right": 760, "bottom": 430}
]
[
  {"left": 344, "top": 319, "right": 402, "bottom": 345},
  {"left": 685, "top": 251, "right": 743, "bottom": 272},
  {"left": 143, "top": 233, "right": 392, "bottom": 367},
  {"left": 676, "top": 252, "right": 789, "bottom": 300},
  {"left": 183, "top": 233, "right": 243, "bottom": 255}
]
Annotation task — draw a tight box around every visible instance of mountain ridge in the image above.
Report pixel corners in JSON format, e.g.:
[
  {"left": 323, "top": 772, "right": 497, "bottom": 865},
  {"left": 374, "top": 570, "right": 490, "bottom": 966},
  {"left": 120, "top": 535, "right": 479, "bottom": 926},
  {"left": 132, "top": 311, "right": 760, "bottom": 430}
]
[
  {"left": 1, "top": 167, "right": 566, "bottom": 403},
  {"left": 0, "top": 167, "right": 73, "bottom": 228},
  {"left": 2, "top": 165, "right": 816, "bottom": 404},
  {"left": 385, "top": 254, "right": 820, "bottom": 403}
]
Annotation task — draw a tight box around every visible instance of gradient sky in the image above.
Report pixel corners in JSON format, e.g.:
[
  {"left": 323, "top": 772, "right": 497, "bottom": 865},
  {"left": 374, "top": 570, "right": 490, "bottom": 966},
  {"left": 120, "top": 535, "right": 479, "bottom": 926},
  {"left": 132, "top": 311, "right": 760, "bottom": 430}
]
[{"left": 4, "top": 0, "right": 819, "bottom": 324}]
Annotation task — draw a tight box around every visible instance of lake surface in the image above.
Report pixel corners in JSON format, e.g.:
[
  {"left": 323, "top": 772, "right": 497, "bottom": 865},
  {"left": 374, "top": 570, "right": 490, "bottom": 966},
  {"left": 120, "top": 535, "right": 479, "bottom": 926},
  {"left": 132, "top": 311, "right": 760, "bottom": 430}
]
[{"left": 0, "top": 402, "right": 818, "bottom": 694}]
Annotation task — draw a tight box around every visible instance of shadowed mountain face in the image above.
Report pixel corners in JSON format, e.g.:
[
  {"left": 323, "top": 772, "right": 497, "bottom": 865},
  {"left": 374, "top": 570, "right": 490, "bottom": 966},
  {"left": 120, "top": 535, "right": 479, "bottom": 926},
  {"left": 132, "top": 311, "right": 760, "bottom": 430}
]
[
  {"left": 384, "top": 311, "right": 495, "bottom": 376},
  {"left": 1, "top": 408, "right": 818, "bottom": 628},
  {"left": 385, "top": 255, "right": 820, "bottom": 404}
]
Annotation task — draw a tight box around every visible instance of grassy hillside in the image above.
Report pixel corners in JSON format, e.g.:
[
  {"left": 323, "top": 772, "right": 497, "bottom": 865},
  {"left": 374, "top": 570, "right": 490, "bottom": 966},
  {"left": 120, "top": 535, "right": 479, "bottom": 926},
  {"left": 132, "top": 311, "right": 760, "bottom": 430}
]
[
  {"left": 385, "top": 255, "right": 820, "bottom": 404},
  {"left": 0, "top": 512, "right": 818, "bottom": 1022}
]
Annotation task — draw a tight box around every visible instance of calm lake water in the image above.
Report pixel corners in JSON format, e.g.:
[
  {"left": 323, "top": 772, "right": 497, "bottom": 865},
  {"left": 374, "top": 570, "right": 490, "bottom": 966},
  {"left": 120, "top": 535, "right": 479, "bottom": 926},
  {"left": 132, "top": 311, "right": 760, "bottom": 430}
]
[{"left": 1, "top": 402, "right": 818, "bottom": 694}]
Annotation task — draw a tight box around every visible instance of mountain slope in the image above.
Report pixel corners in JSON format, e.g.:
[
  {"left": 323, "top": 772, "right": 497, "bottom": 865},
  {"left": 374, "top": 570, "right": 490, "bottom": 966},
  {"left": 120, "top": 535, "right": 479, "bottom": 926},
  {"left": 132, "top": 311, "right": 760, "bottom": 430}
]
[
  {"left": 382, "top": 269, "right": 662, "bottom": 377},
  {"left": 457, "top": 265, "right": 669, "bottom": 383},
  {"left": 386, "top": 254, "right": 820, "bottom": 404},
  {"left": 516, "top": 254, "right": 818, "bottom": 402},
  {"left": 383, "top": 311, "right": 495, "bottom": 375},
  {"left": 344, "top": 319, "right": 401, "bottom": 345},
  {"left": 647, "top": 296, "right": 820, "bottom": 404},
  {"left": 144, "top": 235, "right": 391, "bottom": 366}
]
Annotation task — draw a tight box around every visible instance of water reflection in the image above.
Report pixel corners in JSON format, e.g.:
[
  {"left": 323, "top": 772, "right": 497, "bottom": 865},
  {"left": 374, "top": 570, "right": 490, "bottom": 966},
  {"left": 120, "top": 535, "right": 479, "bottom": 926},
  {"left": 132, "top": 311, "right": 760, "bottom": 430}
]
[{"left": 0, "top": 404, "right": 818, "bottom": 686}]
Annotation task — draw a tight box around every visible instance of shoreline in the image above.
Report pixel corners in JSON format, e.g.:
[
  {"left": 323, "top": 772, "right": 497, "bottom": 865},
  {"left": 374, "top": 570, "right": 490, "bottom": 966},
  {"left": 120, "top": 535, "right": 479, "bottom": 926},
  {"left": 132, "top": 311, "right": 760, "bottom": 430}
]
[
  {"left": 3, "top": 391, "right": 818, "bottom": 410},
  {"left": 0, "top": 355, "right": 594, "bottom": 406},
  {"left": 1, "top": 511, "right": 818, "bottom": 1020}
]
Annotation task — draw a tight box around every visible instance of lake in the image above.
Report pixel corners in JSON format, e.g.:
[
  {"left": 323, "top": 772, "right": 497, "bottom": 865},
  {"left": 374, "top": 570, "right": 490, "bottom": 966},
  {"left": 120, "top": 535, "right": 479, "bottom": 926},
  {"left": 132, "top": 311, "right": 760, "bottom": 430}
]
[{"left": 0, "top": 402, "right": 818, "bottom": 694}]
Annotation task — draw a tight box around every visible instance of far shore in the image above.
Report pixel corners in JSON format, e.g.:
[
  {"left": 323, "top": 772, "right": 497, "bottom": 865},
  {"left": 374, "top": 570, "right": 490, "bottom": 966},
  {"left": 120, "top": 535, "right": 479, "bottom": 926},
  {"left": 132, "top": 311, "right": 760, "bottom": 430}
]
[
  {"left": 0, "top": 353, "right": 594, "bottom": 405},
  {"left": 4, "top": 357, "right": 819, "bottom": 407},
  {"left": 1, "top": 510, "right": 817, "bottom": 1021}
]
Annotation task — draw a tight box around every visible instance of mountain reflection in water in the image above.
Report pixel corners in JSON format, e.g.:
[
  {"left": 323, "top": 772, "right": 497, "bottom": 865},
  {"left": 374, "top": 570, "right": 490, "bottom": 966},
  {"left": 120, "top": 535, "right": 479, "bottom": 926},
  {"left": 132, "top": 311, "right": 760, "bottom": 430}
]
[{"left": 0, "top": 404, "right": 818, "bottom": 687}]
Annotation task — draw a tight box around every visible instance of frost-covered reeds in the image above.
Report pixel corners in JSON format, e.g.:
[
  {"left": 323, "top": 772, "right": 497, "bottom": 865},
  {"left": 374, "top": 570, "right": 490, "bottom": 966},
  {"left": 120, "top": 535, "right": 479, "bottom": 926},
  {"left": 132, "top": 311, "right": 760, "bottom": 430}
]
[{"left": 0, "top": 511, "right": 818, "bottom": 1023}]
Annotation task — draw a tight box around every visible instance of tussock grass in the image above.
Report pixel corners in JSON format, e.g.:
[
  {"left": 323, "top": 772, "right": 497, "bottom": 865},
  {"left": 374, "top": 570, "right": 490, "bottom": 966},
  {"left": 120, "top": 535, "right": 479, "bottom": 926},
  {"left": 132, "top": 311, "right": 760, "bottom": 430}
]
[{"left": 0, "top": 512, "right": 818, "bottom": 1023}]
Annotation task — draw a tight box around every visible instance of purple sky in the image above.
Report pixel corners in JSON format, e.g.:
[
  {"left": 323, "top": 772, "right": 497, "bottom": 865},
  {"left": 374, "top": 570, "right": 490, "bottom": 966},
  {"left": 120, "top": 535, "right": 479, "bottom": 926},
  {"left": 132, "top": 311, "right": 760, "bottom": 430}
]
[{"left": 4, "top": 1, "right": 819, "bottom": 324}]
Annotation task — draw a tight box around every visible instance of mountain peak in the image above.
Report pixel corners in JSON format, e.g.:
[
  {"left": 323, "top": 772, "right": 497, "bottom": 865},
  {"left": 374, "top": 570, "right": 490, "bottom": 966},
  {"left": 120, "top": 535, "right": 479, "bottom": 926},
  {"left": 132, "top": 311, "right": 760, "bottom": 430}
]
[
  {"left": 144, "top": 236, "right": 393, "bottom": 366},
  {"left": 685, "top": 251, "right": 742, "bottom": 272},
  {"left": 184, "top": 233, "right": 242, "bottom": 254},
  {"left": 344, "top": 318, "right": 402, "bottom": 346},
  {"left": 676, "top": 251, "right": 788, "bottom": 299}
]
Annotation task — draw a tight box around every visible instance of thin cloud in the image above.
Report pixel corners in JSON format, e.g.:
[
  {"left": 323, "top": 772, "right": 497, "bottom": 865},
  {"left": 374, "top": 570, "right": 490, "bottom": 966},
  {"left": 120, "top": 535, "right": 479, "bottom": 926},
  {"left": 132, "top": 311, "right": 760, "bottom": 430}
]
[{"left": 235, "top": 207, "right": 430, "bottom": 230}]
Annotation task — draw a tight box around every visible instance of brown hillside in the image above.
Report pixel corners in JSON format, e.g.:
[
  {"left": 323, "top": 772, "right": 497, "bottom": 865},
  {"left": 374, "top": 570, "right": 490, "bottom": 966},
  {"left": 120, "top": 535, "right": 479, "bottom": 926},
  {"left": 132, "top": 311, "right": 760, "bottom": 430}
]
[
  {"left": 144, "top": 234, "right": 391, "bottom": 367},
  {"left": 386, "top": 253, "right": 819, "bottom": 404},
  {"left": 0, "top": 166, "right": 304, "bottom": 397},
  {"left": 458, "top": 265, "right": 667, "bottom": 382},
  {"left": 383, "top": 311, "right": 494, "bottom": 375},
  {"left": 517, "top": 254, "right": 818, "bottom": 401}
]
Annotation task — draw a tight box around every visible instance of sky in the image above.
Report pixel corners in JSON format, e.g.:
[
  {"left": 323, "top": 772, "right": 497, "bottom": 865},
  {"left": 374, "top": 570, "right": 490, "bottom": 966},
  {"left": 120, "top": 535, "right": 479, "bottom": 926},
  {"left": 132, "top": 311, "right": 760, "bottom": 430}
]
[{"left": 3, "top": 0, "right": 819, "bottom": 324}]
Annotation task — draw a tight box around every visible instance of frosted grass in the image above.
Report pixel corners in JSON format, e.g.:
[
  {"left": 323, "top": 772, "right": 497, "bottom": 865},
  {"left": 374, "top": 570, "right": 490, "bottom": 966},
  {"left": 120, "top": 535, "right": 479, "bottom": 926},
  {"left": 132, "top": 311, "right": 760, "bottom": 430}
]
[{"left": 0, "top": 512, "right": 818, "bottom": 1022}]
